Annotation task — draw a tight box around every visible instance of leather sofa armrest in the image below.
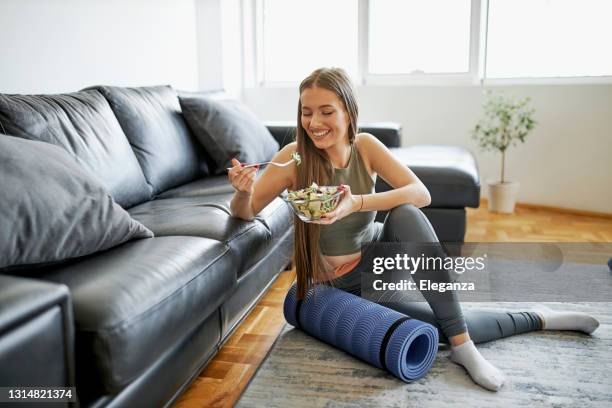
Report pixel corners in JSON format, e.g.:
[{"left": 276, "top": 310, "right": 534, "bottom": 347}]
[
  {"left": 265, "top": 121, "right": 402, "bottom": 149},
  {"left": 358, "top": 122, "right": 401, "bottom": 148},
  {"left": 265, "top": 121, "right": 297, "bottom": 149},
  {"left": 0, "top": 275, "right": 75, "bottom": 390}
]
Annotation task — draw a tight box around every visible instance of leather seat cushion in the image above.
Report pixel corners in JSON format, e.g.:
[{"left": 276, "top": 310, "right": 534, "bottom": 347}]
[
  {"left": 41, "top": 236, "right": 234, "bottom": 394},
  {"left": 128, "top": 194, "right": 293, "bottom": 277},
  {"left": 156, "top": 175, "right": 234, "bottom": 199},
  {"left": 376, "top": 145, "right": 481, "bottom": 208}
]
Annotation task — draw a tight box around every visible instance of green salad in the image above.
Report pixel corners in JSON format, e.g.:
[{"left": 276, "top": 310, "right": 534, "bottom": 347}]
[
  {"left": 286, "top": 182, "right": 342, "bottom": 220},
  {"left": 291, "top": 151, "right": 302, "bottom": 166}
]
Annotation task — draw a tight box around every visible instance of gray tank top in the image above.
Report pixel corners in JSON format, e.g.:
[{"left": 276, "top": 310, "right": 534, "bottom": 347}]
[{"left": 319, "top": 143, "right": 377, "bottom": 256}]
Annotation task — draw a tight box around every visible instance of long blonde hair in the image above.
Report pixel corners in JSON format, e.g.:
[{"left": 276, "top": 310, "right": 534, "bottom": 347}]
[{"left": 294, "top": 67, "right": 359, "bottom": 299}]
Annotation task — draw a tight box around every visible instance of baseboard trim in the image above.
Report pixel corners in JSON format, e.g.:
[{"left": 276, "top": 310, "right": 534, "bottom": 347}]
[{"left": 479, "top": 198, "right": 612, "bottom": 219}]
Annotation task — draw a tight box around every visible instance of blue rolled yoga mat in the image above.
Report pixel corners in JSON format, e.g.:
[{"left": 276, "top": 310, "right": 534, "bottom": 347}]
[{"left": 284, "top": 283, "right": 439, "bottom": 382}]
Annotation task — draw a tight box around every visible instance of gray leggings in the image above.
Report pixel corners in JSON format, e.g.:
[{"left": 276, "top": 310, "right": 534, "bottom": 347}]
[{"left": 329, "top": 204, "right": 542, "bottom": 344}]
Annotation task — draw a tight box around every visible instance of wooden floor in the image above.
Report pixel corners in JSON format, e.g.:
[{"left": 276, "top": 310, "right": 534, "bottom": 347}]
[
  {"left": 173, "top": 268, "right": 295, "bottom": 408},
  {"left": 173, "top": 201, "right": 612, "bottom": 408},
  {"left": 467, "top": 200, "right": 612, "bottom": 242}
]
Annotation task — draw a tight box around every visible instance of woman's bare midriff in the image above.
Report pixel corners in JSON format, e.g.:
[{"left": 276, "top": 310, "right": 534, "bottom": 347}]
[{"left": 322, "top": 251, "right": 361, "bottom": 274}]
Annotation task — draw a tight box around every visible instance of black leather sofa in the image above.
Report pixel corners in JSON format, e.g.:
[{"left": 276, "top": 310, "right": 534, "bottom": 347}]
[
  {"left": 0, "top": 87, "right": 479, "bottom": 407},
  {"left": 0, "top": 86, "right": 295, "bottom": 408}
]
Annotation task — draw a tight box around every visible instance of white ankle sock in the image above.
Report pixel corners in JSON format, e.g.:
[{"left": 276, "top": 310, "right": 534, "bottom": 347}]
[
  {"left": 534, "top": 305, "right": 599, "bottom": 334},
  {"left": 450, "top": 340, "right": 506, "bottom": 391}
]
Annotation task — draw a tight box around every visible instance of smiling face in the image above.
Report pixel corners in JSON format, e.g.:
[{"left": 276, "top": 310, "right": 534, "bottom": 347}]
[{"left": 300, "top": 86, "right": 351, "bottom": 150}]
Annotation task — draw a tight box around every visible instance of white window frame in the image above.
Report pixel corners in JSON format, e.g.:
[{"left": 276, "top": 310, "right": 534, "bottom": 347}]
[
  {"left": 250, "top": 0, "right": 333, "bottom": 88},
  {"left": 247, "top": 0, "right": 612, "bottom": 87},
  {"left": 362, "top": 0, "right": 484, "bottom": 86},
  {"left": 481, "top": 0, "right": 612, "bottom": 85}
]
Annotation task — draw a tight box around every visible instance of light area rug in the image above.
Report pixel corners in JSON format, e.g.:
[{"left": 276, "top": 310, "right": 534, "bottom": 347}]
[{"left": 236, "top": 302, "right": 612, "bottom": 408}]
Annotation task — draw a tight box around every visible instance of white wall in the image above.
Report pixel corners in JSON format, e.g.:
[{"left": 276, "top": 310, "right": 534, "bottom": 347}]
[
  {"left": 0, "top": 0, "right": 199, "bottom": 93},
  {"left": 194, "top": 0, "right": 243, "bottom": 96},
  {"left": 242, "top": 84, "right": 612, "bottom": 214},
  {"left": 194, "top": 0, "right": 222, "bottom": 91}
]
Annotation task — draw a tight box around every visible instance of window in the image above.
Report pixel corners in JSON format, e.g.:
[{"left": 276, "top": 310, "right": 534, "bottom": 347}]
[
  {"left": 258, "top": 0, "right": 358, "bottom": 83},
  {"left": 250, "top": 0, "right": 612, "bottom": 85},
  {"left": 486, "top": 0, "right": 612, "bottom": 78},
  {"left": 368, "top": 0, "right": 472, "bottom": 75}
]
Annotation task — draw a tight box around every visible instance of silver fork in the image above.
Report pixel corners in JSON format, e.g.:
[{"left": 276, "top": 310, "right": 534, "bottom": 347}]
[{"left": 226, "top": 159, "right": 295, "bottom": 171}]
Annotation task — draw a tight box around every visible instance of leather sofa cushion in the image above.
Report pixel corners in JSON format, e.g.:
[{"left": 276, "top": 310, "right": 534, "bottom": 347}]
[
  {"left": 89, "top": 85, "right": 207, "bottom": 195},
  {"left": 179, "top": 95, "right": 279, "bottom": 175},
  {"left": 0, "top": 136, "right": 153, "bottom": 270},
  {"left": 41, "top": 236, "right": 234, "bottom": 394},
  {"left": 128, "top": 194, "right": 293, "bottom": 277},
  {"left": 157, "top": 175, "right": 234, "bottom": 199},
  {"left": 0, "top": 90, "right": 151, "bottom": 208},
  {"left": 376, "top": 145, "right": 481, "bottom": 208}
]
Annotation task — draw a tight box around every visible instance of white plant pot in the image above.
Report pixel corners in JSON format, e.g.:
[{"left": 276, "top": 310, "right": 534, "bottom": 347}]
[{"left": 487, "top": 181, "right": 520, "bottom": 213}]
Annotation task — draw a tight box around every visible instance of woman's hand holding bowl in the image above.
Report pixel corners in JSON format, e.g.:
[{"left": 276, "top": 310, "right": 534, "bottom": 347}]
[{"left": 311, "top": 184, "right": 360, "bottom": 225}]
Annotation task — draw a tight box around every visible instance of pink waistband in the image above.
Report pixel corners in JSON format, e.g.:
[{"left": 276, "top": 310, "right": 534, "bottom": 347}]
[{"left": 330, "top": 256, "right": 361, "bottom": 279}]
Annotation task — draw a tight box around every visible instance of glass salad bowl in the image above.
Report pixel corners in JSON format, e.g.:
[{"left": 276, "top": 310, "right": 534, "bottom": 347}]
[{"left": 280, "top": 183, "right": 344, "bottom": 222}]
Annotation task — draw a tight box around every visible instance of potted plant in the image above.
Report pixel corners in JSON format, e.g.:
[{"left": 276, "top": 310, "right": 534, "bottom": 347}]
[{"left": 472, "top": 91, "right": 537, "bottom": 213}]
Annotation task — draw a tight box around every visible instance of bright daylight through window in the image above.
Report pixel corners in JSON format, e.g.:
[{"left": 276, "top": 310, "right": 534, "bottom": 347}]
[
  {"left": 257, "top": 0, "right": 612, "bottom": 83},
  {"left": 486, "top": 0, "right": 612, "bottom": 78},
  {"left": 368, "top": 0, "right": 471, "bottom": 74},
  {"left": 260, "top": 0, "right": 358, "bottom": 83}
]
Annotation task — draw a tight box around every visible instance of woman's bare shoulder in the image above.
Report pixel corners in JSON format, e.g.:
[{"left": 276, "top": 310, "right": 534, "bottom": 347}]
[
  {"left": 276, "top": 141, "right": 298, "bottom": 159},
  {"left": 355, "top": 132, "right": 379, "bottom": 147},
  {"left": 355, "top": 133, "right": 382, "bottom": 174}
]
